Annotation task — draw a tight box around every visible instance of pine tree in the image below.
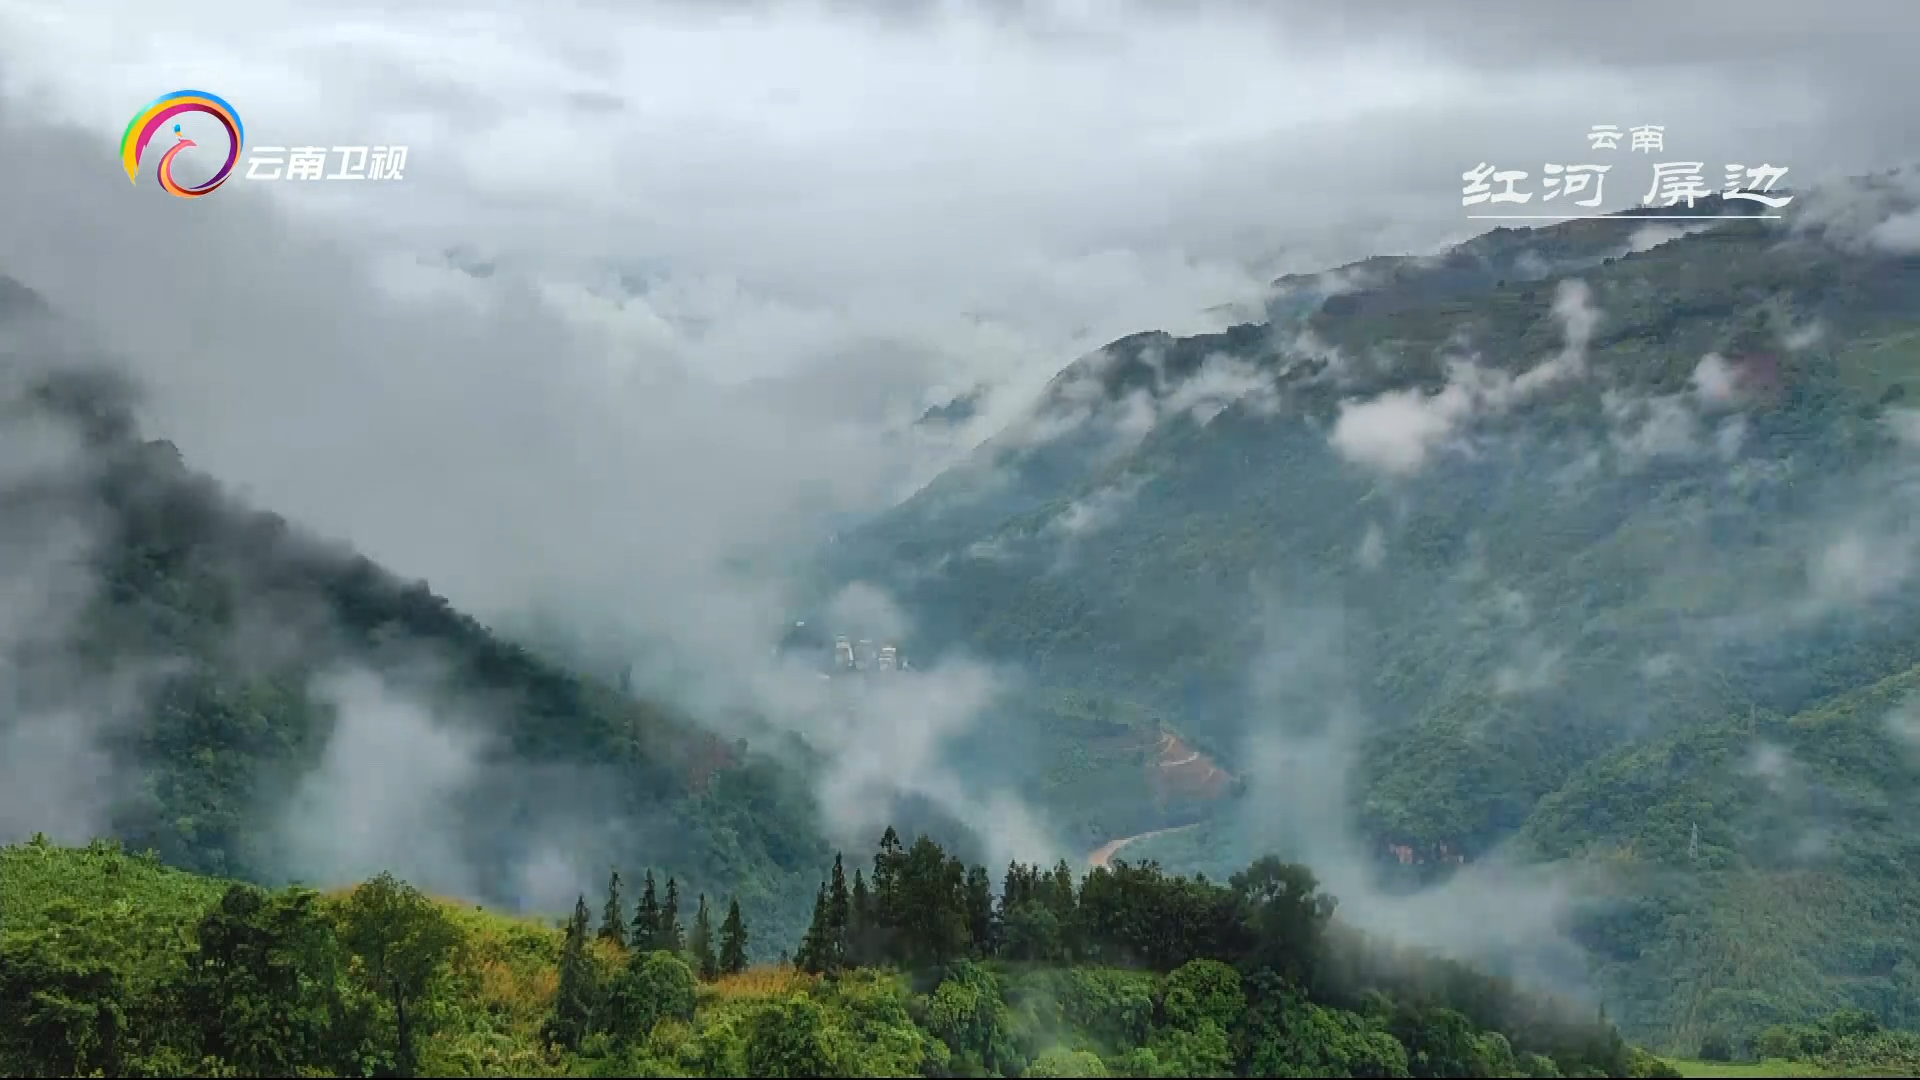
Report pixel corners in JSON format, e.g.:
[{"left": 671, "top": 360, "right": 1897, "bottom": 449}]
[
  {"left": 848, "top": 869, "right": 871, "bottom": 966},
  {"left": 1000, "top": 861, "right": 1031, "bottom": 914},
  {"left": 633, "top": 870, "right": 661, "bottom": 952},
  {"left": 826, "top": 853, "right": 851, "bottom": 970},
  {"left": 1048, "top": 860, "right": 1077, "bottom": 914},
  {"left": 935, "top": 849, "right": 972, "bottom": 963},
  {"left": 796, "top": 884, "right": 830, "bottom": 974},
  {"left": 719, "top": 898, "right": 749, "bottom": 975},
  {"left": 965, "top": 864, "right": 994, "bottom": 958},
  {"left": 1048, "top": 858, "right": 1081, "bottom": 960},
  {"left": 661, "top": 877, "right": 685, "bottom": 954},
  {"left": 542, "top": 894, "right": 598, "bottom": 1050},
  {"left": 690, "top": 894, "right": 717, "bottom": 980},
  {"left": 872, "top": 826, "right": 905, "bottom": 937},
  {"left": 598, "top": 869, "right": 626, "bottom": 947}
]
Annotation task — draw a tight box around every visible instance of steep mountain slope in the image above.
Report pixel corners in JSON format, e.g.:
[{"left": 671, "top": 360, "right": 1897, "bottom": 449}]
[
  {"left": 1517, "top": 660, "right": 1920, "bottom": 1050},
  {"left": 830, "top": 205, "right": 1750, "bottom": 588},
  {"left": 0, "top": 299, "right": 833, "bottom": 952},
  {"left": 818, "top": 183, "right": 1920, "bottom": 1050}
]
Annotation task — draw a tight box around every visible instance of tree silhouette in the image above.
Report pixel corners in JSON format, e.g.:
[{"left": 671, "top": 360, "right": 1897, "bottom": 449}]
[
  {"left": 598, "top": 870, "right": 626, "bottom": 948},
  {"left": 661, "top": 877, "right": 685, "bottom": 954},
  {"left": 719, "top": 898, "right": 749, "bottom": 975},
  {"left": 796, "top": 885, "right": 830, "bottom": 974},
  {"left": 336, "top": 873, "right": 460, "bottom": 1078},
  {"left": 690, "top": 894, "right": 718, "bottom": 980},
  {"left": 827, "top": 854, "right": 851, "bottom": 970},
  {"left": 543, "top": 894, "right": 598, "bottom": 1050},
  {"left": 633, "top": 870, "right": 661, "bottom": 953}
]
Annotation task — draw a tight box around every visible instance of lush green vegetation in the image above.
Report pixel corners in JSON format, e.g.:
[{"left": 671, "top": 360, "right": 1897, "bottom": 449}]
[
  {"left": 1665, "top": 1059, "right": 1832, "bottom": 1078},
  {"left": 1514, "top": 663, "right": 1920, "bottom": 1050},
  {"left": 1119, "top": 655, "right": 1920, "bottom": 1055},
  {"left": 1744, "top": 1008, "right": 1920, "bottom": 1077},
  {"left": 817, "top": 199, "right": 1920, "bottom": 1054},
  {"left": 1660, "top": 1008, "right": 1920, "bottom": 1077},
  {"left": 2, "top": 832, "right": 1684, "bottom": 1077}
]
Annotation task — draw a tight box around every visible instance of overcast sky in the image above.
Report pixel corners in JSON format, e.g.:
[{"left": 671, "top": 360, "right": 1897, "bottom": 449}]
[{"left": 0, "top": 0, "right": 1913, "bottom": 641}]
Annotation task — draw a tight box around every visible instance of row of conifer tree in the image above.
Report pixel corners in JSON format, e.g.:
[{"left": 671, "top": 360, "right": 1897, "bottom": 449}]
[{"left": 565, "top": 868, "right": 749, "bottom": 979}]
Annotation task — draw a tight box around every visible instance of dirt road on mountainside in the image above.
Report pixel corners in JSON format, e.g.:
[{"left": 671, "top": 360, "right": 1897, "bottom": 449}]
[
  {"left": 1151, "top": 731, "right": 1231, "bottom": 791},
  {"left": 1087, "top": 823, "right": 1199, "bottom": 869}
]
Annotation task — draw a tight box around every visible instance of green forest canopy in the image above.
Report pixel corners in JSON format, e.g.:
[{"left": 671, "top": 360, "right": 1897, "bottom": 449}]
[{"left": 2, "top": 830, "right": 1693, "bottom": 1078}]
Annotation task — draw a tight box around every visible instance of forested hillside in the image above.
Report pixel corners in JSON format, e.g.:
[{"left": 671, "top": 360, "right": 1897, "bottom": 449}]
[
  {"left": 0, "top": 309, "right": 832, "bottom": 952},
  {"left": 814, "top": 183, "right": 1920, "bottom": 1053},
  {"left": 3, "top": 831, "right": 1701, "bottom": 1078}
]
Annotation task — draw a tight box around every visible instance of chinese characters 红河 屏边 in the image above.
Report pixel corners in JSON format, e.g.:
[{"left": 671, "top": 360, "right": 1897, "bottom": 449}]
[{"left": 1462, "top": 125, "right": 1792, "bottom": 213}]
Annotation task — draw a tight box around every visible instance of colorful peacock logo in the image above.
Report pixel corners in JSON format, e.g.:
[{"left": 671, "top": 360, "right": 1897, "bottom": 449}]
[{"left": 119, "top": 90, "right": 245, "bottom": 198}]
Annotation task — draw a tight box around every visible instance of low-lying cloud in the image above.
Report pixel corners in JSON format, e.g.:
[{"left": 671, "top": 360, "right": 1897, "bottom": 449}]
[
  {"left": 0, "top": 114, "right": 1064, "bottom": 906},
  {"left": 277, "top": 668, "right": 489, "bottom": 898},
  {"left": 1331, "top": 279, "right": 1597, "bottom": 477},
  {"left": 1228, "top": 595, "right": 1596, "bottom": 993}
]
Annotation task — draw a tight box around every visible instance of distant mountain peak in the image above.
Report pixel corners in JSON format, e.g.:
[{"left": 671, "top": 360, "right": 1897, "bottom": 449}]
[
  {"left": 0, "top": 274, "right": 48, "bottom": 318},
  {"left": 916, "top": 386, "right": 984, "bottom": 427}
]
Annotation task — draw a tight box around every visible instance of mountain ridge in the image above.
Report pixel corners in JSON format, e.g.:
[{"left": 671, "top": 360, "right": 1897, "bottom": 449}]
[
  {"left": 0, "top": 309, "right": 835, "bottom": 952},
  {"left": 812, "top": 180, "right": 1920, "bottom": 1052}
]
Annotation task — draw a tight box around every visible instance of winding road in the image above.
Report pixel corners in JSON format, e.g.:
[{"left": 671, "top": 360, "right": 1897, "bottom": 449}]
[{"left": 1087, "top": 823, "right": 1200, "bottom": 869}]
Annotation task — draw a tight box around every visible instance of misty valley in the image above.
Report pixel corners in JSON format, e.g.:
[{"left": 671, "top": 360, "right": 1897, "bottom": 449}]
[{"left": 6, "top": 28, "right": 1920, "bottom": 1075}]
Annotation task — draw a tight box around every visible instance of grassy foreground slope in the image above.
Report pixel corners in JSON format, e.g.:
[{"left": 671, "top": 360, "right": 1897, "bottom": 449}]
[{"left": 4, "top": 833, "right": 1688, "bottom": 1078}]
